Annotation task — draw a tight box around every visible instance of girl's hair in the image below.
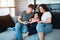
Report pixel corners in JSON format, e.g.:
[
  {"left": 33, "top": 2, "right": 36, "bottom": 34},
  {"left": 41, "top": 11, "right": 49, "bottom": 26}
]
[
  {"left": 38, "top": 4, "right": 50, "bottom": 12},
  {"left": 34, "top": 12, "right": 40, "bottom": 19}
]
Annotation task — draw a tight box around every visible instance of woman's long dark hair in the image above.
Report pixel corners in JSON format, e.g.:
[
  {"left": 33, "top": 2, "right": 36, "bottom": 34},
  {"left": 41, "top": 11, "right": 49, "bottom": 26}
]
[
  {"left": 38, "top": 4, "right": 51, "bottom": 20},
  {"left": 38, "top": 4, "right": 50, "bottom": 12}
]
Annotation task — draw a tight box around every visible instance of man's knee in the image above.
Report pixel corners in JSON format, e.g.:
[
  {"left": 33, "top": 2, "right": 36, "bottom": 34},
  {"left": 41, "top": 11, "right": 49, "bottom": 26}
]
[
  {"left": 15, "top": 22, "right": 21, "bottom": 29},
  {"left": 22, "top": 25, "right": 28, "bottom": 33}
]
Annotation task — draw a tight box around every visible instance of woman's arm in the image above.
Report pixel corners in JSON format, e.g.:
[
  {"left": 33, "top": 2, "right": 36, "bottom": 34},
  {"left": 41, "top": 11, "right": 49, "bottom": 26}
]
[{"left": 40, "top": 17, "right": 52, "bottom": 23}]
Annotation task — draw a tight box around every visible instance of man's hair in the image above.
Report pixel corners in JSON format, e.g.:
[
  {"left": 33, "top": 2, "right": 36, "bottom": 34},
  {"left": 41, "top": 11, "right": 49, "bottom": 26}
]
[{"left": 28, "top": 4, "right": 34, "bottom": 9}]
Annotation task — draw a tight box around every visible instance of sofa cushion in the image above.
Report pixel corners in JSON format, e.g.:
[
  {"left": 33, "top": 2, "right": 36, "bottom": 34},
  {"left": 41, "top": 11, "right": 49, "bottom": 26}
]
[
  {"left": 0, "top": 14, "right": 15, "bottom": 33},
  {"left": 52, "top": 12, "right": 60, "bottom": 29},
  {"left": 0, "top": 30, "right": 16, "bottom": 40},
  {"left": 25, "top": 29, "right": 60, "bottom": 40},
  {"left": 12, "top": 16, "right": 18, "bottom": 23}
]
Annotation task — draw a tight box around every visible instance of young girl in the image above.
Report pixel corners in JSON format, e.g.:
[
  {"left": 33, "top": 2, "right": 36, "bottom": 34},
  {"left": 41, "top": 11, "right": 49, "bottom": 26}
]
[
  {"left": 23, "top": 12, "right": 40, "bottom": 39},
  {"left": 28, "top": 12, "right": 40, "bottom": 35},
  {"left": 29, "top": 12, "right": 40, "bottom": 23}
]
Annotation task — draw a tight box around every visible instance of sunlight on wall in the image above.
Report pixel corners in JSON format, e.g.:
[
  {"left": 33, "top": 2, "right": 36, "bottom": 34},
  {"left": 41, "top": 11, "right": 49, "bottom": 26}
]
[
  {"left": 0, "top": 8, "right": 9, "bottom": 16},
  {"left": 0, "top": 0, "right": 15, "bottom": 17}
]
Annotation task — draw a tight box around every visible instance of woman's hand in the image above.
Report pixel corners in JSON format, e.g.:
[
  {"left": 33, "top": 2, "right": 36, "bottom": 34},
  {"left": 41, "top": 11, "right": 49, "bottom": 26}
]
[{"left": 38, "top": 21, "right": 43, "bottom": 23}]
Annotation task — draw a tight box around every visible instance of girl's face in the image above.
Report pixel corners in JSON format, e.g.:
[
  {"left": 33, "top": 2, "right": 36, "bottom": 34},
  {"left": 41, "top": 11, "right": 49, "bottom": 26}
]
[
  {"left": 39, "top": 6, "right": 45, "bottom": 13},
  {"left": 34, "top": 13, "right": 39, "bottom": 18}
]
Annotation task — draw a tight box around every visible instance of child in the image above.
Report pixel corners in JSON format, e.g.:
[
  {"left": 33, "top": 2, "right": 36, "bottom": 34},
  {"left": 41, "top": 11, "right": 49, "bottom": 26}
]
[
  {"left": 29, "top": 12, "right": 40, "bottom": 23},
  {"left": 28, "top": 12, "right": 40, "bottom": 35},
  {"left": 23, "top": 12, "right": 40, "bottom": 39}
]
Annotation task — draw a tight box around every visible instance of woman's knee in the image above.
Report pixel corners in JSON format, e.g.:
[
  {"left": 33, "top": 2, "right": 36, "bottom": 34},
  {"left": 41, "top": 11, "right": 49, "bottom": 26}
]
[
  {"left": 36, "top": 23, "right": 44, "bottom": 32},
  {"left": 36, "top": 23, "right": 43, "bottom": 29},
  {"left": 45, "top": 24, "right": 53, "bottom": 33}
]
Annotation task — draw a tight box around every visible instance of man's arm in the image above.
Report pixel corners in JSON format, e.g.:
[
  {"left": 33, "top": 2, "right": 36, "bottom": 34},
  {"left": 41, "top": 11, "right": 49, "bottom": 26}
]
[
  {"left": 18, "top": 11, "right": 27, "bottom": 24},
  {"left": 18, "top": 16, "right": 23, "bottom": 23},
  {"left": 18, "top": 16, "right": 28, "bottom": 24}
]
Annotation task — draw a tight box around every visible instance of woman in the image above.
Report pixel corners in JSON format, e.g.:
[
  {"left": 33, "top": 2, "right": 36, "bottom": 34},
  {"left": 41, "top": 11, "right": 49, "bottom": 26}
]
[{"left": 36, "top": 4, "right": 53, "bottom": 40}]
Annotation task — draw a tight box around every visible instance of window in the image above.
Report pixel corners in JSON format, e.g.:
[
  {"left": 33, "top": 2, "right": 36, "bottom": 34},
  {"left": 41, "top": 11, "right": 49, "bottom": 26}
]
[{"left": 0, "top": 0, "right": 15, "bottom": 17}]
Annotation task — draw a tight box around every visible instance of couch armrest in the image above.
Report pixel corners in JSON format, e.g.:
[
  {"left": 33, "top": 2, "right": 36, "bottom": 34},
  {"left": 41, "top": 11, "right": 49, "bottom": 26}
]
[{"left": 12, "top": 16, "right": 18, "bottom": 23}]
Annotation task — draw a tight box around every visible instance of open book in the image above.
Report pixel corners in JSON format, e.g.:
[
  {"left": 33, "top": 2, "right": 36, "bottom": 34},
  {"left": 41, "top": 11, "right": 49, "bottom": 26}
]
[
  {"left": 24, "top": 21, "right": 36, "bottom": 24},
  {"left": 26, "top": 22, "right": 38, "bottom": 36},
  {"left": 26, "top": 22, "right": 37, "bottom": 26}
]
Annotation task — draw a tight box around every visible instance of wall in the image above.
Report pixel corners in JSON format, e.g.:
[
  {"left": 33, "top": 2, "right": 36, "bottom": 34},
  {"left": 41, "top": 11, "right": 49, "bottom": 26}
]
[
  {"left": 36, "top": 0, "right": 60, "bottom": 4},
  {"left": 15, "top": 0, "right": 60, "bottom": 15},
  {"left": 15, "top": 0, "right": 28, "bottom": 15}
]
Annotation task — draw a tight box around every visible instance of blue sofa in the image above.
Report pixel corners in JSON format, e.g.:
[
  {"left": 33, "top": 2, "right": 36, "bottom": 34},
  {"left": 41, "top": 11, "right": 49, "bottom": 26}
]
[
  {"left": 24, "top": 12, "right": 60, "bottom": 40},
  {"left": 0, "top": 12, "right": 60, "bottom": 40},
  {"left": 0, "top": 29, "right": 60, "bottom": 40}
]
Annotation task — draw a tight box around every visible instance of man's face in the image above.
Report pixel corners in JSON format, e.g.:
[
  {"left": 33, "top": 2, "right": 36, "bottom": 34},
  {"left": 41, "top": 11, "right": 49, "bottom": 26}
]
[{"left": 27, "top": 7, "right": 33, "bottom": 13}]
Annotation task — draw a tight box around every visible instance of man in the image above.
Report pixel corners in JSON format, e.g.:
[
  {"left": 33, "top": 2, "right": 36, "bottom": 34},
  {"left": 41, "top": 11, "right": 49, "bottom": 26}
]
[{"left": 15, "top": 4, "right": 34, "bottom": 40}]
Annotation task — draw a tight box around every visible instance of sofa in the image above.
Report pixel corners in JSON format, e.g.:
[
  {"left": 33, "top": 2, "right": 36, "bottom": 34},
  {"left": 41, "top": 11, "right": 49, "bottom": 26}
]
[
  {"left": 0, "top": 3, "right": 60, "bottom": 40},
  {"left": 23, "top": 4, "right": 60, "bottom": 40},
  {"left": 0, "top": 11, "right": 60, "bottom": 40},
  {"left": 25, "top": 12, "right": 60, "bottom": 40}
]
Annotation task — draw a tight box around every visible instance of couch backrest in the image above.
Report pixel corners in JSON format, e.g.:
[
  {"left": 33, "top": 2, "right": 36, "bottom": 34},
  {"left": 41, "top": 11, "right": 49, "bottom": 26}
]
[
  {"left": 52, "top": 12, "right": 60, "bottom": 29},
  {"left": 0, "top": 14, "right": 15, "bottom": 32}
]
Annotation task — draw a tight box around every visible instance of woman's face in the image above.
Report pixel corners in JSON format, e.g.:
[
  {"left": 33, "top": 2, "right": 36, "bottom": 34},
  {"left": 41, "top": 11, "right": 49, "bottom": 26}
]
[
  {"left": 34, "top": 13, "right": 39, "bottom": 18},
  {"left": 39, "top": 6, "right": 45, "bottom": 13}
]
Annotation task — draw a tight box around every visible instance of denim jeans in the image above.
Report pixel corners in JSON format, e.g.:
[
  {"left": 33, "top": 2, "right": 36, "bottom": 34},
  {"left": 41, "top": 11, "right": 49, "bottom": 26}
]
[
  {"left": 27, "top": 22, "right": 37, "bottom": 35},
  {"left": 15, "top": 22, "right": 27, "bottom": 40},
  {"left": 36, "top": 23, "right": 53, "bottom": 34}
]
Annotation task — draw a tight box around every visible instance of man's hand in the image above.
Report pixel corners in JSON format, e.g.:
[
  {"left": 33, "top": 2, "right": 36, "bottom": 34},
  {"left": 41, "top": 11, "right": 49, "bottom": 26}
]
[{"left": 22, "top": 21, "right": 29, "bottom": 24}]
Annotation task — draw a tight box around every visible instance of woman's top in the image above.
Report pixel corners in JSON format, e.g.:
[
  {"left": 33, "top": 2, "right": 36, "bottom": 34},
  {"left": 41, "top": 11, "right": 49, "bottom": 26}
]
[{"left": 41, "top": 12, "right": 52, "bottom": 22}]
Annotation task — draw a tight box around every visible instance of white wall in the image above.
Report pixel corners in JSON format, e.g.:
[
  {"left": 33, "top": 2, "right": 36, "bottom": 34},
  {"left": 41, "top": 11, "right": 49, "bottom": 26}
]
[
  {"left": 0, "top": 0, "right": 15, "bottom": 17},
  {"left": 15, "top": 0, "right": 60, "bottom": 15},
  {"left": 28, "top": 0, "right": 34, "bottom": 4},
  {"left": 36, "top": 0, "right": 60, "bottom": 4},
  {"left": 28, "top": 0, "right": 60, "bottom": 4},
  {"left": 15, "top": 0, "right": 28, "bottom": 15}
]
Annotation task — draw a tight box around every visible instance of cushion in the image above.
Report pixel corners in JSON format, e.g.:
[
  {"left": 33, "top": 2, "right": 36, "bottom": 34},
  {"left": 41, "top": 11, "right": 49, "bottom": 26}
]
[
  {"left": 52, "top": 12, "right": 60, "bottom": 29},
  {"left": 0, "top": 30, "right": 16, "bottom": 40},
  {"left": 0, "top": 14, "right": 15, "bottom": 33},
  {"left": 12, "top": 16, "right": 18, "bottom": 23},
  {"left": 25, "top": 29, "right": 60, "bottom": 40}
]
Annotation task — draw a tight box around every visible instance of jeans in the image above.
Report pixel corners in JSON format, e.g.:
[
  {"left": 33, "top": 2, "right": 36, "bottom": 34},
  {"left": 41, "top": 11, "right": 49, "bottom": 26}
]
[
  {"left": 27, "top": 22, "right": 37, "bottom": 35},
  {"left": 36, "top": 23, "right": 53, "bottom": 34},
  {"left": 15, "top": 22, "right": 27, "bottom": 40}
]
